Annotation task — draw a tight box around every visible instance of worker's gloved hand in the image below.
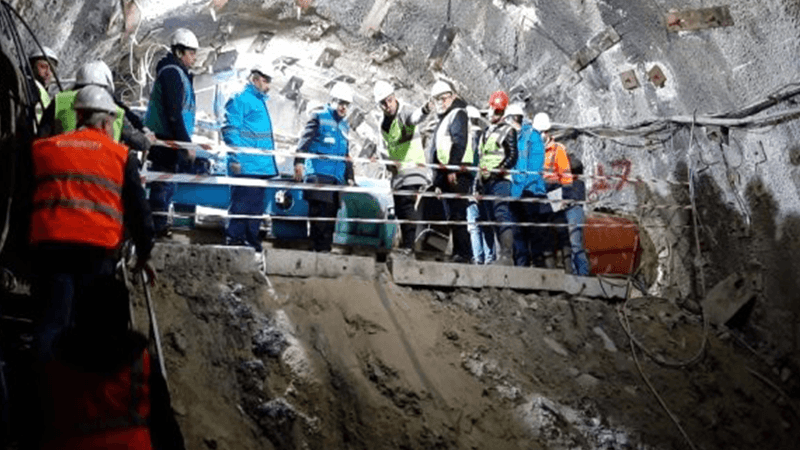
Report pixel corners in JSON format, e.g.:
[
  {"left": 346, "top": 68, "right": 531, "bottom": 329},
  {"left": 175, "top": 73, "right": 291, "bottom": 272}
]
[
  {"left": 347, "top": 179, "right": 356, "bottom": 187},
  {"left": 229, "top": 162, "right": 242, "bottom": 175},
  {"left": 447, "top": 172, "right": 457, "bottom": 186},
  {"left": 293, "top": 163, "right": 304, "bottom": 181},
  {"left": 135, "top": 260, "right": 157, "bottom": 286}
]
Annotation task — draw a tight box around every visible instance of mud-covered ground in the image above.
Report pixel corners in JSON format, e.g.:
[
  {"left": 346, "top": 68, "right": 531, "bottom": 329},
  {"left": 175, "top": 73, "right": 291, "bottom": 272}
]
[{"left": 131, "top": 244, "right": 799, "bottom": 449}]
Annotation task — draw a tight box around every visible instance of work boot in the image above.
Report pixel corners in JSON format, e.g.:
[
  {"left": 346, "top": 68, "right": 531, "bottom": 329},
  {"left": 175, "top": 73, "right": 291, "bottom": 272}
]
[
  {"left": 543, "top": 251, "right": 556, "bottom": 269},
  {"left": 493, "top": 229, "right": 515, "bottom": 266},
  {"left": 562, "top": 246, "right": 573, "bottom": 274}
]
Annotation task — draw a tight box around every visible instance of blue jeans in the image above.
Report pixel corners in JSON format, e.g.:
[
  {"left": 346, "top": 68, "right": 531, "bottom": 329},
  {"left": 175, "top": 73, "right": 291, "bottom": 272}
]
[
  {"left": 565, "top": 205, "right": 590, "bottom": 275},
  {"left": 148, "top": 149, "right": 207, "bottom": 233},
  {"left": 226, "top": 185, "right": 267, "bottom": 251},
  {"left": 467, "top": 201, "right": 495, "bottom": 264}
]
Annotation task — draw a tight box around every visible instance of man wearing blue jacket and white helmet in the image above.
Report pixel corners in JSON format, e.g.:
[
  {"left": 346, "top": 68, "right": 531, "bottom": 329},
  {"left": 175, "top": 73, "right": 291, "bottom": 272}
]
[
  {"left": 293, "top": 82, "right": 355, "bottom": 252},
  {"left": 222, "top": 64, "right": 277, "bottom": 254},
  {"left": 144, "top": 27, "right": 199, "bottom": 237}
]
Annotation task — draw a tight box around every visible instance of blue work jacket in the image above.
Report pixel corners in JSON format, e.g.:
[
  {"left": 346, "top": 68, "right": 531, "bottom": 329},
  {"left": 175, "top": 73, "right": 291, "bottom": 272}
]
[
  {"left": 511, "top": 120, "right": 546, "bottom": 197},
  {"left": 222, "top": 83, "right": 277, "bottom": 177},
  {"left": 298, "top": 105, "right": 350, "bottom": 184}
]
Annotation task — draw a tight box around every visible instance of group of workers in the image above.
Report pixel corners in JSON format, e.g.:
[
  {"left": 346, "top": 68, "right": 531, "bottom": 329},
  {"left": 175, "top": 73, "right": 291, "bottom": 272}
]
[
  {"left": 373, "top": 80, "right": 590, "bottom": 275},
  {"left": 18, "top": 23, "right": 594, "bottom": 448}
]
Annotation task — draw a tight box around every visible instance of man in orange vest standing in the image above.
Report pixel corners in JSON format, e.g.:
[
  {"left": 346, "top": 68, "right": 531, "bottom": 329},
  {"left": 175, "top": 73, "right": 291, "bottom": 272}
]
[{"left": 29, "top": 85, "right": 156, "bottom": 361}]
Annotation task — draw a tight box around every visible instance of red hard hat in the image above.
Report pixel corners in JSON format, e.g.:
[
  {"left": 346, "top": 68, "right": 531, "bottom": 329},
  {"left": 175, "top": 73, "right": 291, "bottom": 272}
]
[{"left": 488, "top": 91, "right": 509, "bottom": 111}]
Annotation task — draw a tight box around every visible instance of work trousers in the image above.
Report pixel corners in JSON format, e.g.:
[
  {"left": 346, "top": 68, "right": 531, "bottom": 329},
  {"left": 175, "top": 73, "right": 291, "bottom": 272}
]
[
  {"left": 433, "top": 171, "right": 472, "bottom": 262},
  {"left": 148, "top": 146, "right": 206, "bottom": 233},
  {"left": 393, "top": 184, "right": 425, "bottom": 250},
  {"left": 481, "top": 178, "right": 516, "bottom": 237},
  {"left": 226, "top": 184, "right": 268, "bottom": 252},
  {"left": 305, "top": 174, "right": 341, "bottom": 252},
  {"left": 512, "top": 192, "right": 553, "bottom": 267}
]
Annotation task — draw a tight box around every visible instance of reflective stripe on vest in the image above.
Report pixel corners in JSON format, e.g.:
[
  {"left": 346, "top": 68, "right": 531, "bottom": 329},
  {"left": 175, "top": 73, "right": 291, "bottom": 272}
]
[
  {"left": 383, "top": 116, "right": 426, "bottom": 170},
  {"left": 305, "top": 106, "right": 349, "bottom": 183},
  {"left": 479, "top": 123, "right": 511, "bottom": 179},
  {"left": 30, "top": 128, "right": 128, "bottom": 248},
  {"left": 54, "top": 90, "right": 124, "bottom": 141},
  {"left": 435, "top": 108, "right": 472, "bottom": 166}
]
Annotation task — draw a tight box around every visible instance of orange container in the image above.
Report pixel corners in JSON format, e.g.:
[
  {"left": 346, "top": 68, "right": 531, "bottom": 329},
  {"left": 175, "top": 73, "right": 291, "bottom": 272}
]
[{"left": 583, "top": 215, "right": 641, "bottom": 275}]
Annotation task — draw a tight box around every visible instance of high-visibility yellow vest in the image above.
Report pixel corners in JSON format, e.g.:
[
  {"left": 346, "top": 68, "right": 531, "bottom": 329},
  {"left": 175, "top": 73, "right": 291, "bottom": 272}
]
[{"left": 54, "top": 90, "right": 124, "bottom": 141}]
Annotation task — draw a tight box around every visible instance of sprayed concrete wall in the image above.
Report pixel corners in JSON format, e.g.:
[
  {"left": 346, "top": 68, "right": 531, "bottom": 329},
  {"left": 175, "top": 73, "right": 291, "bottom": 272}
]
[{"left": 14, "top": 0, "right": 800, "bottom": 365}]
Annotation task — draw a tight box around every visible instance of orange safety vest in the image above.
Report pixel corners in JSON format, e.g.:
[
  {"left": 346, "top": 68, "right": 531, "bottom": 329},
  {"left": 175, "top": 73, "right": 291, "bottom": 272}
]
[
  {"left": 41, "top": 349, "right": 152, "bottom": 450},
  {"left": 30, "top": 128, "right": 129, "bottom": 249},
  {"left": 543, "top": 140, "right": 573, "bottom": 186}
]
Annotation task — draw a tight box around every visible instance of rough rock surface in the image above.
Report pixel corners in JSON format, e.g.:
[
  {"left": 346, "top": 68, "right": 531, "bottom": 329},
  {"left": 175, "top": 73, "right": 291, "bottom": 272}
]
[{"left": 128, "top": 245, "right": 798, "bottom": 449}]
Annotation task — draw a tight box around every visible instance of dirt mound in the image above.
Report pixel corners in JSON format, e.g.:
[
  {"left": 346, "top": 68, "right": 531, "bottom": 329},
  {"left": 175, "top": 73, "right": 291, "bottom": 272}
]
[{"left": 132, "top": 245, "right": 798, "bottom": 449}]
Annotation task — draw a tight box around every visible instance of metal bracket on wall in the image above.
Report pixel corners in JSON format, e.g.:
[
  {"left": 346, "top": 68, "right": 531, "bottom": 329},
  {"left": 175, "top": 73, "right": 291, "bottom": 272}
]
[
  {"left": 666, "top": 6, "right": 734, "bottom": 32},
  {"left": 248, "top": 31, "right": 275, "bottom": 53},
  {"left": 568, "top": 26, "right": 620, "bottom": 73},
  {"left": 316, "top": 47, "right": 342, "bottom": 68},
  {"left": 428, "top": 25, "right": 458, "bottom": 70},
  {"left": 620, "top": 69, "right": 639, "bottom": 90},
  {"left": 647, "top": 65, "right": 667, "bottom": 88}
]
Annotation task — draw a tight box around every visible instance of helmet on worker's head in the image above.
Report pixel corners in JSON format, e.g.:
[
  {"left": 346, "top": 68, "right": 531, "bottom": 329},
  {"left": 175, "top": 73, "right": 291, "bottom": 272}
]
[
  {"left": 430, "top": 80, "right": 453, "bottom": 98},
  {"left": 171, "top": 28, "right": 199, "bottom": 50},
  {"left": 29, "top": 45, "right": 58, "bottom": 66},
  {"left": 532, "top": 112, "right": 551, "bottom": 132},
  {"left": 251, "top": 64, "right": 272, "bottom": 82},
  {"left": 76, "top": 61, "right": 114, "bottom": 92},
  {"left": 503, "top": 103, "right": 524, "bottom": 120},
  {"left": 373, "top": 80, "right": 394, "bottom": 104},
  {"left": 488, "top": 91, "right": 509, "bottom": 112},
  {"left": 330, "top": 82, "right": 354, "bottom": 104},
  {"left": 73, "top": 85, "right": 117, "bottom": 115},
  {"left": 466, "top": 105, "right": 482, "bottom": 120}
]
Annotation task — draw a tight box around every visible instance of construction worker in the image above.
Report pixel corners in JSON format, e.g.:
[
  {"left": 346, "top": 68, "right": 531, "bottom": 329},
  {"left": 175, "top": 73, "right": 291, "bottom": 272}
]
[
  {"left": 507, "top": 104, "right": 546, "bottom": 267},
  {"left": 477, "top": 92, "right": 518, "bottom": 266},
  {"left": 29, "top": 85, "right": 155, "bottom": 362},
  {"left": 562, "top": 153, "right": 590, "bottom": 275},
  {"left": 144, "top": 27, "right": 200, "bottom": 237},
  {"left": 373, "top": 80, "right": 432, "bottom": 253},
  {"left": 465, "top": 105, "right": 495, "bottom": 264},
  {"left": 39, "top": 278, "right": 185, "bottom": 449},
  {"left": 534, "top": 112, "right": 573, "bottom": 269},
  {"left": 38, "top": 60, "right": 153, "bottom": 158},
  {"left": 293, "top": 81, "right": 355, "bottom": 252},
  {"left": 222, "top": 64, "right": 277, "bottom": 257},
  {"left": 29, "top": 45, "right": 58, "bottom": 120},
  {"left": 428, "top": 80, "right": 472, "bottom": 263}
]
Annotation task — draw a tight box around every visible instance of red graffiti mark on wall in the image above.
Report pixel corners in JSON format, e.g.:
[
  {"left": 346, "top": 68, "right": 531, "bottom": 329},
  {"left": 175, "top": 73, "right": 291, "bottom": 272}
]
[{"left": 589, "top": 159, "right": 633, "bottom": 197}]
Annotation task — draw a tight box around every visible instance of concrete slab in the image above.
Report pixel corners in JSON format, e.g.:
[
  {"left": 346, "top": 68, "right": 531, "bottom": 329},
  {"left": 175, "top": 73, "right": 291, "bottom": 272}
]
[
  {"left": 265, "top": 248, "right": 376, "bottom": 280},
  {"left": 388, "top": 256, "right": 628, "bottom": 299},
  {"left": 151, "top": 243, "right": 255, "bottom": 274}
]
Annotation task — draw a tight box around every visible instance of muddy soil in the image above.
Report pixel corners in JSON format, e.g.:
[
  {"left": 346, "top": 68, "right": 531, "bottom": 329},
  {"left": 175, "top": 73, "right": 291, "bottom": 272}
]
[{"left": 131, "top": 246, "right": 799, "bottom": 449}]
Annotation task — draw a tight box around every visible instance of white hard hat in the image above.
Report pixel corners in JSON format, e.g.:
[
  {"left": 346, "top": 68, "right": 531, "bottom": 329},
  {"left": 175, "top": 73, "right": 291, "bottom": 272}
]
[
  {"left": 466, "top": 105, "right": 481, "bottom": 120},
  {"left": 373, "top": 80, "right": 394, "bottom": 103},
  {"left": 504, "top": 104, "right": 525, "bottom": 119},
  {"left": 330, "top": 82, "right": 354, "bottom": 103},
  {"left": 171, "top": 28, "right": 199, "bottom": 49},
  {"left": 30, "top": 46, "right": 58, "bottom": 65},
  {"left": 430, "top": 80, "right": 453, "bottom": 98},
  {"left": 76, "top": 61, "right": 114, "bottom": 91},
  {"left": 251, "top": 64, "right": 272, "bottom": 81},
  {"left": 533, "top": 112, "right": 551, "bottom": 132},
  {"left": 73, "top": 85, "right": 117, "bottom": 115}
]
